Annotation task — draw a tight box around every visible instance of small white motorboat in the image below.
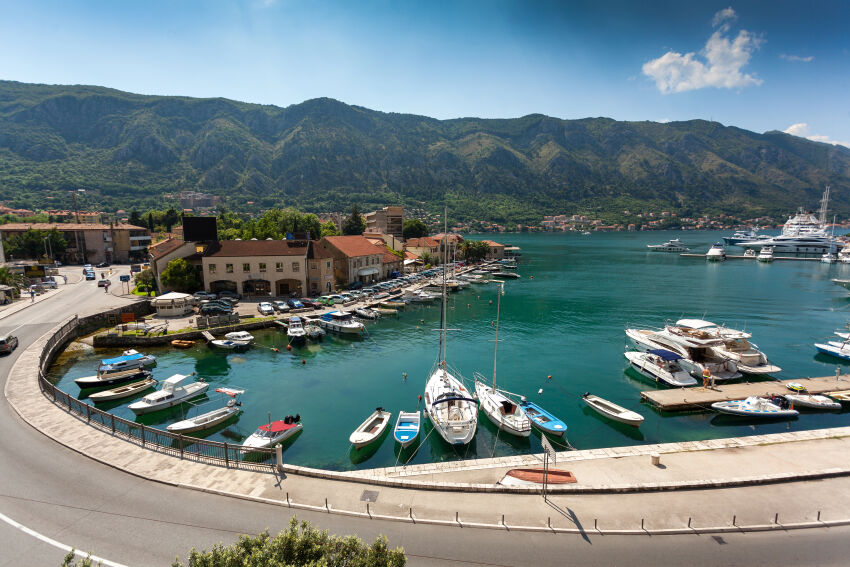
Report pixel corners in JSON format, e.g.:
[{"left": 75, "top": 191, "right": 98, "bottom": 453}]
[
  {"left": 75, "top": 368, "right": 151, "bottom": 389},
  {"left": 88, "top": 377, "right": 157, "bottom": 402},
  {"left": 393, "top": 410, "right": 421, "bottom": 448},
  {"left": 242, "top": 415, "right": 302, "bottom": 449},
  {"left": 624, "top": 350, "right": 698, "bottom": 387},
  {"left": 305, "top": 324, "right": 325, "bottom": 340},
  {"left": 286, "top": 316, "right": 307, "bottom": 344},
  {"left": 210, "top": 339, "right": 249, "bottom": 350},
  {"left": 354, "top": 307, "right": 379, "bottom": 320},
  {"left": 582, "top": 393, "right": 644, "bottom": 427},
  {"left": 783, "top": 394, "right": 842, "bottom": 411},
  {"left": 814, "top": 341, "right": 850, "bottom": 361},
  {"left": 647, "top": 238, "right": 689, "bottom": 252},
  {"left": 127, "top": 374, "right": 209, "bottom": 415},
  {"left": 167, "top": 402, "right": 241, "bottom": 434},
  {"left": 224, "top": 331, "right": 254, "bottom": 344},
  {"left": 319, "top": 311, "right": 366, "bottom": 335},
  {"left": 757, "top": 246, "right": 775, "bottom": 262},
  {"left": 706, "top": 242, "right": 726, "bottom": 261},
  {"left": 349, "top": 407, "right": 392, "bottom": 450},
  {"left": 711, "top": 396, "right": 799, "bottom": 418}
]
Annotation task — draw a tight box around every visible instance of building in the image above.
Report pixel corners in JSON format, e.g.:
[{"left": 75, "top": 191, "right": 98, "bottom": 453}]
[
  {"left": 364, "top": 206, "right": 404, "bottom": 239},
  {"left": 201, "top": 240, "right": 309, "bottom": 297},
  {"left": 431, "top": 233, "right": 464, "bottom": 260},
  {"left": 319, "top": 235, "right": 385, "bottom": 287},
  {"left": 481, "top": 240, "right": 506, "bottom": 260},
  {"left": 380, "top": 247, "right": 403, "bottom": 279},
  {"left": 363, "top": 232, "right": 403, "bottom": 253},
  {"left": 307, "top": 240, "right": 336, "bottom": 295},
  {"left": 149, "top": 237, "right": 200, "bottom": 291},
  {"left": 0, "top": 223, "right": 151, "bottom": 264},
  {"left": 178, "top": 191, "right": 220, "bottom": 210},
  {"left": 404, "top": 237, "right": 439, "bottom": 260}
]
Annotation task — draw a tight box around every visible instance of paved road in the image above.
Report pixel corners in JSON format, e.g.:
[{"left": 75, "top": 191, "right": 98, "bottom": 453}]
[{"left": 2, "top": 270, "right": 850, "bottom": 566}]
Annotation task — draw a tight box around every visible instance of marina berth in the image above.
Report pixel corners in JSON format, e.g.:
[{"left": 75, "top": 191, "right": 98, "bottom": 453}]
[
  {"left": 127, "top": 374, "right": 209, "bottom": 415},
  {"left": 393, "top": 411, "right": 421, "bottom": 448},
  {"left": 87, "top": 377, "right": 157, "bottom": 402},
  {"left": 518, "top": 399, "right": 567, "bottom": 437},
  {"left": 349, "top": 407, "right": 392, "bottom": 449},
  {"left": 582, "top": 393, "right": 644, "bottom": 427},
  {"left": 242, "top": 415, "right": 302, "bottom": 449},
  {"left": 624, "top": 349, "right": 698, "bottom": 387}
]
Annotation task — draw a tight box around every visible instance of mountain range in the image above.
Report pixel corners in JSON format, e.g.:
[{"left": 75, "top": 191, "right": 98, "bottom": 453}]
[{"left": 1, "top": 80, "right": 848, "bottom": 223}]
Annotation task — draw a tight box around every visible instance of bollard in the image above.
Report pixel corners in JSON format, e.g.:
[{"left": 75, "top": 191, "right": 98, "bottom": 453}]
[
  {"left": 325, "top": 498, "right": 329, "bottom": 512},
  {"left": 774, "top": 513, "right": 779, "bottom": 524},
  {"left": 501, "top": 514, "right": 505, "bottom": 525},
  {"left": 275, "top": 444, "right": 283, "bottom": 468},
  {"left": 688, "top": 517, "right": 692, "bottom": 528},
  {"left": 367, "top": 502, "right": 371, "bottom": 518},
  {"left": 641, "top": 518, "right": 645, "bottom": 530},
  {"left": 409, "top": 507, "right": 414, "bottom": 521},
  {"left": 548, "top": 517, "right": 552, "bottom": 529},
  {"left": 732, "top": 515, "right": 736, "bottom": 526},
  {"left": 286, "top": 491, "right": 290, "bottom": 506},
  {"left": 651, "top": 453, "right": 661, "bottom": 466},
  {"left": 456, "top": 511, "right": 460, "bottom": 525},
  {"left": 594, "top": 518, "right": 598, "bottom": 530},
  {"left": 817, "top": 510, "right": 821, "bottom": 522}
]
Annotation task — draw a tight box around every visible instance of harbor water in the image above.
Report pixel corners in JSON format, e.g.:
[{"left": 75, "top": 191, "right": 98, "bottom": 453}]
[{"left": 48, "top": 231, "right": 850, "bottom": 470}]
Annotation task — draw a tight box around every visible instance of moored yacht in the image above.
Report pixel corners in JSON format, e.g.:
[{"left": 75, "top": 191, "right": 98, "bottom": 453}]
[
  {"left": 647, "top": 238, "right": 689, "bottom": 252},
  {"left": 723, "top": 227, "right": 769, "bottom": 247},
  {"left": 319, "top": 311, "right": 366, "bottom": 335},
  {"left": 705, "top": 243, "right": 726, "bottom": 261},
  {"left": 625, "top": 327, "right": 742, "bottom": 380},
  {"left": 671, "top": 319, "right": 780, "bottom": 374},
  {"left": 757, "top": 246, "right": 775, "bottom": 262},
  {"left": 739, "top": 187, "right": 834, "bottom": 253},
  {"left": 624, "top": 349, "right": 698, "bottom": 387}
]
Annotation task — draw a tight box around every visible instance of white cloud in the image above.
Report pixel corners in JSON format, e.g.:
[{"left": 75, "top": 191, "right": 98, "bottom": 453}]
[
  {"left": 780, "top": 54, "right": 814, "bottom": 62},
  {"left": 658, "top": 118, "right": 671, "bottom": 123},
  {"left": 784, "top": 123, "right": 850, "bottom": 149},
  {"left": 642, "top": 8, "right": 763, "bottom": 94}
]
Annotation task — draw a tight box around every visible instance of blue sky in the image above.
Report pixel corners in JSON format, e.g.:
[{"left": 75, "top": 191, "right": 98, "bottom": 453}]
[{"left": 1, "top": 0, "right": 847, "bottom": 146}]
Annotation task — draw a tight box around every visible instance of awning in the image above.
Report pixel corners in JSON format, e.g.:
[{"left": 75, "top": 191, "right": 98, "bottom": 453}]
[{"left": 358, "top": 267, "right": 379, "bottom": 276}]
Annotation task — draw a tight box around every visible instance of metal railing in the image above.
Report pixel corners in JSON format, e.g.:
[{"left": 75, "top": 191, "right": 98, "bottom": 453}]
[{"left": 37, "top": 315, "right": 276, "bottom": 473}]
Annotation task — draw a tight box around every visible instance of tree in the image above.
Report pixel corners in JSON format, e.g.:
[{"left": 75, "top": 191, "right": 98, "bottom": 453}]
[
  {"left": 160, "top": 258, "right": 201, "bottom": 293},
  {"left": 128, "top": 210, "right": 142, "bottom": 226},
  {"left": 320, "top": 220, "right": 340, "bottom": 237},
  {"left": 5, "top": 229, "right": 67, "bottom": 261},
  {"left": 134, "top": 268, "right": 157, "bottom": 294},
  {"left": 419, "top": 251, "right": 435, "bottom": 267},
  {"left": 163, "top": 207, "right": 180, "bottom": 233},
  {"left": 0, "top": 267, "right": 28, "bottom": 292},
  {"left": 342, "top": 204, "right": 366, "bottom": 235},
  {"left": 460, "top": 240, "right": 490, "bottom": 262},
  {"left": 147, "top": 212, "right": 155, "bottom": 231},
  {"left": 402, "top": 219, "right": 428, "bottom": 239}
]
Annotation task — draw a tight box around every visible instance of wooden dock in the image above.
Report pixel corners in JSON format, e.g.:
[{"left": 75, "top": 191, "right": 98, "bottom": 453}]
[
  {"left": 641, "top": 374, "right": 850, "bottom": 412},
  {"left": 679, "top": 253, "right": 820, "bottom": 261},
  {"left": 201, "top": 331, "right": 215, "bottom": 342}
]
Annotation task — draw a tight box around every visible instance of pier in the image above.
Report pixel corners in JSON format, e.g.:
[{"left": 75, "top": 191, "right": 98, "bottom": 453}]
[
  {"left": 679, "top": 253, "right": 821, "bottom": 261},
  {"left": 641, "top": 374, "right": 850, "bottom": 412}
]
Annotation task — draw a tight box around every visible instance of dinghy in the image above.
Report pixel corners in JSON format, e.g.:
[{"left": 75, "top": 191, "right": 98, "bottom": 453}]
[
  {"left": 499, "top": 468, "right": 577, "bottom": 486},
  {"left": 171, "top": 339, "right": 195, "bottom": 349},
  {"left": 354, "top": 307, "right": 379, "bottom": 320},
  {"left": 392, "top": 411, "right": 421, "bottom": 448},
  {"left": 349, "top": 407, "right": 392, "bottom": 450},
  {"left": 711, "top": 396, "right": 799, "bottom": 418},
  {"left": 783, "top": 394, "right": 842, "bottom": 411},
  {"left": 167, "top": 402, "right": 241, "bottom": 434},
  {"left": 88, "top": 377, "right": 157, "bottom": 402},
  {"left": 582, "top": 393, "right": 644, "bottom": 427},
  {"left": 98, "top": 350, "right": 156, "bottom": 374},
  {"left": 518, "top": 399, "right": 567, "bottom": 438}
]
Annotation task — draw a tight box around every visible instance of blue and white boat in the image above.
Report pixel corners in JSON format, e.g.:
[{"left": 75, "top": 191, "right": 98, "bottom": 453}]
[
  {"left": 518, "top": 399, "right": 567, "bottom": 438},
  {"left": 98, "top": 350, "right": 156, "bottom": 374},
  {"left": 711, "top": 396, "right": 799, "bottom": 419},
  {"left": 393, "top": 411, "right": 421, "bottom": 448},
  {"left": 815, "top": 340, "right": 850, "bottom": 361}
]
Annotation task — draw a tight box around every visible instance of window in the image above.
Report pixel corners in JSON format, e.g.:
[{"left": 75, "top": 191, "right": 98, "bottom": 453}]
[
  {"left": 259, "top": 263, "right": 266, "bottom": 273},
  {"left": 243, "top": 263, "right": 250, "bottom": 272},
  {"left": 208, "top": 264, "right": 216, "bottom": 274},
  {"left": 276, "top": 262, "right": 283, "bottom": 272},
  {"left": 292, "top": 262, "right": 300, "bottom": 273},
  {"left": 226, "top": 263, "right": 233, "bottom": 273},
  {"left": 326, "top": 261, "right": 331, "bottom": 269},
  {"left": 310, "top": 262, "right": 317, "bottom": 270}
]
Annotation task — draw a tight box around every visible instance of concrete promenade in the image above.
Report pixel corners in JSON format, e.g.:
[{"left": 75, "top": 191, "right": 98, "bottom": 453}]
[{"left": 8, "top": 319, "right": 850, "bottom": 537}]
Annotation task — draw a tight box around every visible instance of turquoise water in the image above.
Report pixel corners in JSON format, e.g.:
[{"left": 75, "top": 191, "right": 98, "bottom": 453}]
[{"left": 49, "top": 231, "right": 850, "bottom": 470}]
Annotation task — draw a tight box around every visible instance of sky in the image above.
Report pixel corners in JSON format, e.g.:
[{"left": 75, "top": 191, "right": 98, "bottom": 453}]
[{"left": 1, "top": 0, "right": 848, "bottom": 147}]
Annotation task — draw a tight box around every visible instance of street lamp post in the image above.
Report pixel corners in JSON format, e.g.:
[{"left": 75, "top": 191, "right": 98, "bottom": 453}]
[{"left": 43, "top": 235, "right": 53, "bottom": 263}]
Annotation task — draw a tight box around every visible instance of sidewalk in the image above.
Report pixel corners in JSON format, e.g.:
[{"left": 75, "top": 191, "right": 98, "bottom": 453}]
[
  {"left": 8, "top": 319, "right": 850, "bottom": 535},
  {"left": 0, "top": 286, "right": 66, "bottom": 321}
]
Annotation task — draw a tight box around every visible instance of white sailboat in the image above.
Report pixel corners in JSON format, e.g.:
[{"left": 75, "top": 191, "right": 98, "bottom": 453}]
[
  {"left": 423, "top": 210, "right": 478, "bottom": 446},
  {"left": 474, "top": 283, "right": 531, "bottom": 437}
]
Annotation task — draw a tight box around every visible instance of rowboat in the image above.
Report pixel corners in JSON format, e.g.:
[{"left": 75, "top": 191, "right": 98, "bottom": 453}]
[
  {"left": 711, "top": 396, "right": 799, "bottom": 418},
  {"left": 349, "top": 408, "right": 392, "bottom": 449},
  {"left": 167, "top": 402, "right": 241, "bottom": 434},
  {"left": 518, "top": 399, "right": 567, "bottom": 437},
  {"left": 499, "top": 468, "right": 577, "bottom": 486},
  {"left": 171, "top": 339, "right": 195, "bottom": 349},
  {"left": 75, "top": 368, "right": 151, "bottom": 389},
  {"left": 88, "top": 377, "right": 157, "bottom": 403},
  {"left": 582, "top": 393, "right": 644, "bottom": 427},
  {"left": 242, "top": 416, "right": 302, "bottom": 449},
  {"left": 392, "top": 411, "right": 421, "bottom": 448},
  {"left": 783, "top": 394, "right": 842, "bottom": 411}
]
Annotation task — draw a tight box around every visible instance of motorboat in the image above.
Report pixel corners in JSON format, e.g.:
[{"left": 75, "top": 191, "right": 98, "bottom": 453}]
[
  {"left": 349, "top": 407, "right": 392, "bottom": 450},
  {"left": 757, "top": 247, "right": 774, "bottom": 262},
  {"left": 671, "top": 319, "right": 780, "bottom": 375},
  {"left": 814, "top": 340, "right": 850, "bottom": 361},
  {"left": 743, "top": 248, "right": 756, "bottom": 258},
  {"left": 210, "top": 339, "right": 249, "bottom": 350},
  {"left": 127, "top": 374, "right": 209, "bottom": 415},
  {"left": 499, "top": 468, "right": 577, "bottom": 486},
  {"left": 647, "top": 238, "right": 689, "bottom": 252},
  {"left": 319, "top": 311, "right": 366, "bottom": 335},
  {"left": 492, "top": 271, "right": 520, "bottom": 279},
  {"left": 623, "top": 349, "right": 698, "bottom": 387},
  {"left": 241, "top": 415, "right": 302, "bottom": 450},
  {"left": 75, "top": 368, "right": 152, "bottom": 389},
  {"left": 474, "top": 380, "right": 531, "bottom": 437},
  {"left": 739, "top": 187, "right": 834, "bottom": 254},
  {"left": 839, "top": 242, "right": 850, "bottom": 263},
  {"left": 831, "top": 279, "right": 850, "bottom": 290},
  {"left": 822, "top": 252, "right": 839, "bottom": 264},
  {"left": 409, "top": 291, "right": 438, "bottom": 303},
  {"left": 167, "top": 400, "right": 242, "bottom": 434},
  {"left": 304, "top": 323, "right": 325, "bottom": 340},
  {"left": 711, "top": 396, "right": 799, "bottom": 419},
  {"left": 723, "top": 227, "right": 769, "bottom": 247},
  {"left": 380, "top": 300, "right": 406, "bottom": 309},
  {"left": 353, "top": 307, "right": 379, "bottom": 320},
  {"left": 783, "top": 394, "right": 841, "bottom": 411},
  {"left": 582, "top": 393, "right": 644, "bottom": 427},
  {"left": 286, "top": 316, "right": 307, "bottom": 345},
  {"left": 393, "top": 411, "right": 421, "bottom": 448},
  {"left": 518, "top": 399, "right": 567, "bottom": 438},
  {"left": 87, "top": 377, "right": 157, "bottom": 402},
  {"left": 625, "top": 327, "right": 742, "bottom": 380},
  {"left": 705, "top": 242, "right": 726, "bottom": 261},
  {"left": 224, "top": 331, "right": 254, "bottom": 344},
  {"left": 97, "top": 350, "right": 156, "bottom": 374}
]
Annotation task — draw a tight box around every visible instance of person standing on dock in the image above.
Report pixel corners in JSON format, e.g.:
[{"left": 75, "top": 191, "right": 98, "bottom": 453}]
[{"left": 702, "top": 367, "right": 711, "bottom": 389}]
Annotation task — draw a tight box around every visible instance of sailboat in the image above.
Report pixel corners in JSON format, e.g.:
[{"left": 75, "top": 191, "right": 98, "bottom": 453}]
[
  {"left": 474, "top": 283, "right": 531, "bottom": 437},
  {"left": 423, "top": 209, "right": 478, "bottom": 446},
  {"left": 822, "top": 216, "right": 838, "bottom": 263}
]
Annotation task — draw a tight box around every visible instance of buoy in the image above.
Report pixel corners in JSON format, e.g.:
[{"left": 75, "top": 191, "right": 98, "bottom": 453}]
[
  {"left": 489, "top": 300, "right": 493, "bottom": 305},
  {"left": 538, "top": 388, "right": 543, "bottom": 394},
  {"left": 530, "top": 276, "right": 534, "bottom": 280},
  {"left": 273, "top": 347, "right": 280, "bottom": 353},
  {"left": 467, "top": 304, "right": 470, "bottom": 308},
  {"left": 547, "top": 375, "right": 552, "bottom": 380},
  {"left": 403, "top": 372, "right": 408, "bottom": 380},
  {"left": 302, "top": 358, "right": 306, "bottom": 365},
  {"left": 286, "top": 344, "right": 292, "bottom": 351},
  {"left": 418, "top": 395, "right": 422, "bottom": 401}
]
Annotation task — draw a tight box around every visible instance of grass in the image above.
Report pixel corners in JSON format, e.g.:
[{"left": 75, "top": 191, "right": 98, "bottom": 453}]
[{"left": 131, "top": 286, "right": 156, "bottom": 297}]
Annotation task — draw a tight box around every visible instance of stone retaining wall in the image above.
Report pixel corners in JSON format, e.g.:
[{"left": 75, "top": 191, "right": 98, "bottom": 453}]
[{"left": 92, "top": 318, "right": 279, "bottom": 346}]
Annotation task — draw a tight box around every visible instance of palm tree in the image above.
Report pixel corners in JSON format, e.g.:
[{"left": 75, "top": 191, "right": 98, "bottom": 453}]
[{"left": 0, "top": 267, "right": 28, "bottom": 294}]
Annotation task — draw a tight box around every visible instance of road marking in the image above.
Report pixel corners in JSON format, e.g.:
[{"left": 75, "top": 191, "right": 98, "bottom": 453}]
[{"left": 0, "top": 510, "right": 128, "bottom": 567}]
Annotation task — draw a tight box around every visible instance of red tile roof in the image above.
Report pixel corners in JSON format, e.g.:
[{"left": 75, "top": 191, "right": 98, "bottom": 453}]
[
  {"left": 481, "top": 240, "right": 505, "bottom": 247},
  {"left": 432, "top": 233, "right": 464, "bottom": 243},
  {"left": 149, "top": 237, "right": 187, "bottom": 260},
  {"left": 204, "top": 240, "right": 309, "bottom": 257},
  {"left": 323, "top": 236, "right": 385, "bottom": 258},
  {"left": 404, "top": 251, "right": 419, "bottom": 260},
  {"left": 405, "top": 237, "right": 439, "bottom": 248},
  {"left": 0, "top": 223, "right": 148, "bottom": 231}
]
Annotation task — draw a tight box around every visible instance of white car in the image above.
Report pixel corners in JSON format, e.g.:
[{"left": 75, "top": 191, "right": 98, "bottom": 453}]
[{"left": 257, "top": 302, "right": 274, "bottom": 316}]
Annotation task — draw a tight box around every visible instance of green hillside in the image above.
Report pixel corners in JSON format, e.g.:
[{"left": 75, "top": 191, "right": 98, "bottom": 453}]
[{"left": 1, "top": 80, "right": 848, "bottom": 223}]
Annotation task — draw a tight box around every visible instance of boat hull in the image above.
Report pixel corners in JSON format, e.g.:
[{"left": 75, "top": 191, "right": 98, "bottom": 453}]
[
  {"left": 499, "top": 468, "right": 577, "bottom": 486},
  {"left": 88, "top": 378, "right": 157, "bottom": 402},
  {"left": 583, "top": 394, "right": 644, "bottom": 427},
  {"left": 518, "top": 401, "right": 567, "bottom": 437},
  {"left": 474, "top": 381, "right": 531, "bottom": 437},
  {"left": 393, "top": 411, "right": 421, "bottom": 448},
  {"left": 167, "top": 405, "right": 240, "bottom": 434},
  {"left": 128, "top": 383, "right": 210, "bottom": 415},
  {"left": 75, "top": 369, "right": 151, "bottom": 389}
]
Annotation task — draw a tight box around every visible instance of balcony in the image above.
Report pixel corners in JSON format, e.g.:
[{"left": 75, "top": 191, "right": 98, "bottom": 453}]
[
  {"left": 130, "top": 235, "right": 152, "bottom": 242},
  {"left": 129, "top": 245, "right": 148, "bottom": 251}
]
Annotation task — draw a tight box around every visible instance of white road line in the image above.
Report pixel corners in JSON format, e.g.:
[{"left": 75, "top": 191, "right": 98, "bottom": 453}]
[{"left": 0, "top": 510, "right": 128, "bottom": 567}]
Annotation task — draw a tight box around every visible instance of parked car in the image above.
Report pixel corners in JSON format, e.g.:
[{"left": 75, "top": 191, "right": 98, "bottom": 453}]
[
  {"left": 96, "top": 261, "right": 110, "bottom": 268},
  {"left": 272, "top": 300, "right": 290, "bottom": 313},
  {"left": 217, "top": 290, "right": 240, "bottom": 302},
  {"left": 257, "top": 302, "right": 275, "bottom": 316},
  {"left": 300, "top": 298, "right": 321, "bottom": 310},
  {"left": 40, "top": 278, "right": 58, "bottom": 289},
  {"left": 193, "top": 291, "right": 217, "bottom": 301},
  {"left": 84, "top": 271, "right": 96, "bottom": 281},
  {"left": 287, "top": 299, "right": 304, "bottom": 309},
  {"left": 317, "top": 296, "right": 335, "bottom": 306},
  {"left": 82, "top": 264, "right": 93, "bottom": 273},
  {"left": 97, "top": 279, "right": 111, "bottom": 288},
  {"left": 130, "top": 264, "right": 142, "bottom": 273},
  {"left": 0, "top": 335, "right": 19, "bottom": 354},
  {"left": 200, "top": 304, "right": 232, "bottom": 316}
]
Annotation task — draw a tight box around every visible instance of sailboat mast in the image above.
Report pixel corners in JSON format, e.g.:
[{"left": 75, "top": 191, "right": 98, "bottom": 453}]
[
  {"left": 441, "top": 207, "right": 448, "bottom": 365},
  {"left": 492, "top": 282, "right": 503, "bottom": 389}
]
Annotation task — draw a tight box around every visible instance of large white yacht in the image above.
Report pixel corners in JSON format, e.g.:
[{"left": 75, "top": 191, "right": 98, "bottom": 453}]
[
  {"left": 625, "top": 327, "right": 742, "bottom": 381},
  {"left": 670, "top": 319, "right": 780, "bottom": 375},
  {"left": 722, "top": 227, "right": 769, "bottom": 247},
  {"left": 739, "top": 187, "right": 834, "bottom": 254}
]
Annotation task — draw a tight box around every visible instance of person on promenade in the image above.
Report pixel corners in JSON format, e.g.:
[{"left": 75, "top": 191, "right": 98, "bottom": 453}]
[{"left": 702, "top": 367, "right": 711, "bottom": 389}]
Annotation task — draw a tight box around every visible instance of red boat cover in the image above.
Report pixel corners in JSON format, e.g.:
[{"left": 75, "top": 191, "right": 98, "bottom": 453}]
[{"left": 259, "top": 420, "right": 296, "bottom": 433}]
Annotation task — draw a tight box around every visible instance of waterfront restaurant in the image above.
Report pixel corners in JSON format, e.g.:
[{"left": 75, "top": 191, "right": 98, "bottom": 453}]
[
  {"left": 201, "top": 239, "right": 309, "bottom": 297},
  {"left": 151, "top": 291, "right": 194, "bottom": 317}
]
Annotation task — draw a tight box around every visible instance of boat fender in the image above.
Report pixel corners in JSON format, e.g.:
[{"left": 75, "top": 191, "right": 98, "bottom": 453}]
[
  {"left": 547, "top": 375, "right": 552, "bottom": 380},
  {"left": 302, "top": 358, "right": 306, "bottom": 365},
  {"left": 286, "top": 344, "right": 291, "bottom": 351}
]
